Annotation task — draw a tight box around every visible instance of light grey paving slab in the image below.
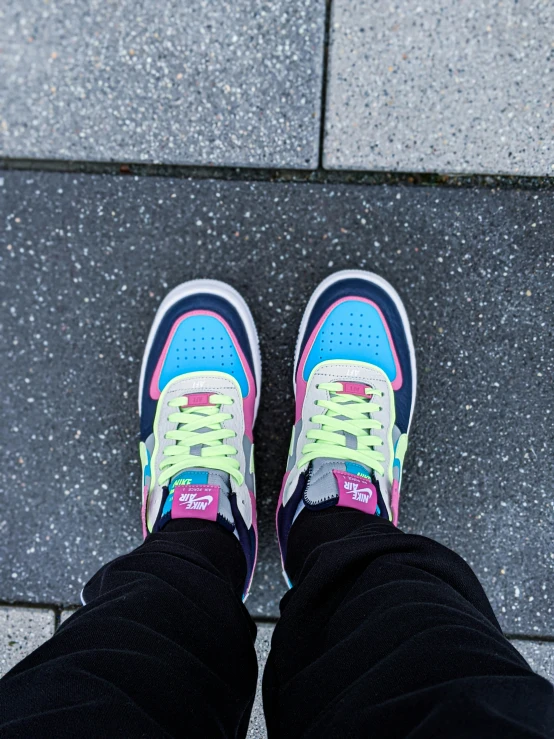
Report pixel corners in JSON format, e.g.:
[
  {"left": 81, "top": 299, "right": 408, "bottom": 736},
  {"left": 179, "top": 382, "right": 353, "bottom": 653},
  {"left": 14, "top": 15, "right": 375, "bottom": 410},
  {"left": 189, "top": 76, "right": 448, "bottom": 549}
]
[
  {"left": 0, "top": 0, "right": 325, "bottom": 169},
  {"left": 324, "top": 0, "right": 554, "bottom": 176},
  {"left": 59, "top": 609, "right": 77, "bottom": 625},
  {"left": 512, "top": 640, "right": 554, "bottom": 684},
  {"left": 0, "top": 606, "right": 55, "bottom": 677},
  {"left": 248, "top": 624, "right": 273, "bottom": 739}
]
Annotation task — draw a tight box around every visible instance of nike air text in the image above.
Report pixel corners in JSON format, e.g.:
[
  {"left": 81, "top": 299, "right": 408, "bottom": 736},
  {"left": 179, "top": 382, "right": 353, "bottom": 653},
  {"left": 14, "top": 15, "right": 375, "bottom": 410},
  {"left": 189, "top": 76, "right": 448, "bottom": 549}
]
[{"left": 178, "top": 492, "right": 213, "bottom": 511}]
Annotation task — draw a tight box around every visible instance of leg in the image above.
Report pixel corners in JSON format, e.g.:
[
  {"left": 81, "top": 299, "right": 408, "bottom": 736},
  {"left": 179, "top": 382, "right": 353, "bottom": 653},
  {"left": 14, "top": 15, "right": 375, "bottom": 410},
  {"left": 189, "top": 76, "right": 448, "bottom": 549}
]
[
  {"left": 270, "top": 270, "right": 554, "bottom": 737},
  {"left": 264, "top": 508, "right": 554, "bottom": 738},
  {"left": 0, "top": 520, "right": 257, "bottom": 738},
  {"left": 0, "top": 279, "right": 263, "bottom": 737}
]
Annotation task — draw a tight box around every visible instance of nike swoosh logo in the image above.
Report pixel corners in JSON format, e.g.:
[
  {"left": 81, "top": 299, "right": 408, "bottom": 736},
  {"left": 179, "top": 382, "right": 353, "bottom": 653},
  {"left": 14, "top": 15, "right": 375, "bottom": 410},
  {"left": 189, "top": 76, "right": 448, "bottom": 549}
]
[{"left": 179, "top": 495, "right": 214, "bottom": 505}]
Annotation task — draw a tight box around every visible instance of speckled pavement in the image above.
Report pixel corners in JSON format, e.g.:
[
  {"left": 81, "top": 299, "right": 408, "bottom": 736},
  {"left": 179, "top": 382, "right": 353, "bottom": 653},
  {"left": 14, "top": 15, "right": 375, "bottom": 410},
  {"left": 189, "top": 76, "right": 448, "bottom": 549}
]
[
  {"left": 324, "top": 0, "right": 553, "bottom": 175},
  {"left": 1, "top": 171, "right": 553, "bottom": 634},
  {"left": 0, "top": 607, "right": 55, "bottom": 678},
  {"left": 0, "top": 0, "right": 553, "bottom": 728},
  {"left": 2, "top": 0, "right": 553, "bottom": 174},
  {"left": 0, "top": 0, "right": 325, "bottom": 169}
]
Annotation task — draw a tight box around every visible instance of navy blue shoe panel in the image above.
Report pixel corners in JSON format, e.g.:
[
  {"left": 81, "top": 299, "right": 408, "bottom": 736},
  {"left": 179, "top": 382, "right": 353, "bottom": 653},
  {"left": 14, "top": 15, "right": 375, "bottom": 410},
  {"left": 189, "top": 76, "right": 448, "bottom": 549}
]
[
  {"left": 140, "top": 293, "right": 257, "bottom": 441},
  {"left": 296, "top": 278, "right": 414, "bottom": 433}
]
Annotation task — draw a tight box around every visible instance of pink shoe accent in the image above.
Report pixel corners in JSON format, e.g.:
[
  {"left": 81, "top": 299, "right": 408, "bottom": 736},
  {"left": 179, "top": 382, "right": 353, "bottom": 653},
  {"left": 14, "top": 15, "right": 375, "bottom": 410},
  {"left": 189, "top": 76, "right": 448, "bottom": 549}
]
[
  {"left": 141, "top": 485, "right": 148, "bottom": 539},
  {"left": 149, "top": 310, "right": 256, "bottom": 438},
  {"left": 171, "top": 484, "right": 220, "bottom": 521},
  {"left": 296, "top": 297, "right": 403, "bottom": 419},
  {"left": 337, "top": 382, "right": 369, "bottom": 397},
  {"left": 333, "top": 470, "right": 378, "bottom": 515},
  {"left": 184, "top": 392, "right": 213, "bottom": 407},
  {"left": 246, "top": 489, "right": 258, "bottom": 595},
  {"left": 390, "top": 479, "right": 400, "bottom": 526},
  {"left": 276, "top": 470, "right": 291, "bottom": 571},
  {"left": 249, "top": 489, "right": 258, "bottom": 540}
]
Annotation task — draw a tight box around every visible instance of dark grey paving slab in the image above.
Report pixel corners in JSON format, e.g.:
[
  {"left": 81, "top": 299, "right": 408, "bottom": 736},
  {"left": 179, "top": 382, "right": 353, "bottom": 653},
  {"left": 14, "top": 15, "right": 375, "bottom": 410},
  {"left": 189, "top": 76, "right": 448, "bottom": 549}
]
[
  {"left": 324, "top": 0, "right": 554, "bottom": 176},
  {"left": 0, "top": 171, "right": 553, "bottom": 632},
  {"left": 0, "top": 0, "right": 324, "bottom": 168},
  {"left": 512, "top": 640, "right": 554, "bottom": 684}
]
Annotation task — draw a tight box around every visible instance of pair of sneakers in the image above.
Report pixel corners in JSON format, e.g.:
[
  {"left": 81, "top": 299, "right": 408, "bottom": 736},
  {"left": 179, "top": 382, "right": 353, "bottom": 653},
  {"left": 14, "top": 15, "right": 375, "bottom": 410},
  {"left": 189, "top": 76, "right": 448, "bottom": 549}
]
[{"left": 139, "top": 270, "right": 416, "bottom": 598}]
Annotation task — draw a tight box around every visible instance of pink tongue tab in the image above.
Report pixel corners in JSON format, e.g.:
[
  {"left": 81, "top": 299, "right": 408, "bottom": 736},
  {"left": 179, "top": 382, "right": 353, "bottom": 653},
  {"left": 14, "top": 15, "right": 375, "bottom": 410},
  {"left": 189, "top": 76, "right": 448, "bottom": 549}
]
[
  {"left": 185, "top": 393, "right": 213, "bottom": 407},
  {"left": 337, "top": 382, "right": 368, "bottom": 397},
  {"left": 333, "top": 470, "right": 377, "bottom": 515},
  {"left": 171, "top": 484, "right": 220, "bottom": 521}
]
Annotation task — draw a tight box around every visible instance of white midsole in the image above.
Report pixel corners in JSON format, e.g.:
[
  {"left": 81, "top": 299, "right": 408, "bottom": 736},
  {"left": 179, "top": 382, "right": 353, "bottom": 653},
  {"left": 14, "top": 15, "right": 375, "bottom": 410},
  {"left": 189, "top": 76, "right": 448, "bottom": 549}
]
[
  {"left": 293, "top": 269, "right": 417, "bottom": 433},
  {"left": 138, "top": 279, "right": 262, "bottom": 421}
]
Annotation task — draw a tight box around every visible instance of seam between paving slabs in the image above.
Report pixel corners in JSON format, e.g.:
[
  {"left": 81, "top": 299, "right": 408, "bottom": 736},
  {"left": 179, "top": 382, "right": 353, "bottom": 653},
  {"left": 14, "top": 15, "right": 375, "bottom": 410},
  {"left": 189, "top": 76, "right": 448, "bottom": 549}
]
[
  {"left": 0, "top": 157, "right": 553, "bottom": 191},
  {"left": 317, "top": 0, "right": 333, "bottom": 170},
  {"left": 504, "top": 634, "right": 554, "bottom": 644},
  {"left": 1, "top": 604, "right": 553, "bottom": 640},
  {"left": 0, "top": 602, "right": 63, "bottom": 628},
  {"left": 0, "top": 601, "right": 280, "bottom": 627}
]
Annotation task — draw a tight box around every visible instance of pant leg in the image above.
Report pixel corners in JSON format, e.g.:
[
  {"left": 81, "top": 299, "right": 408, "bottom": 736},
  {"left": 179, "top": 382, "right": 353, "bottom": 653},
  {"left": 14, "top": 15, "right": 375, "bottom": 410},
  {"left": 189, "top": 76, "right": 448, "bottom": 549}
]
[
  {"left": 0, "top": 520, "right": 257, "bottom": 738},
  {"left": 263, "top": 508, "right": 554, "bottom": 738}
]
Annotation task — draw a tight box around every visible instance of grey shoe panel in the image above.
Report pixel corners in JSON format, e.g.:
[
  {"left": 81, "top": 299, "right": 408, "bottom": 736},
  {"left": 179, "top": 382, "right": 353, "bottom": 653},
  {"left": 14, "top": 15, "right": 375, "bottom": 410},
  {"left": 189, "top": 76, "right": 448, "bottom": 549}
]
[
  {"left": 304, "top": 459, "right": 345, "bottom": 506},
  {"left": 242, "top": 434, "right": 255, "bottom": 497},
  {"left": 286, "top": 420, "right": 302, "bottom": 474},
  {"left": 285, "top": 360, "right": 395, "bottom": 513},
  {"left": 146, "top": 372, "right": 252, "bottom": 530}
]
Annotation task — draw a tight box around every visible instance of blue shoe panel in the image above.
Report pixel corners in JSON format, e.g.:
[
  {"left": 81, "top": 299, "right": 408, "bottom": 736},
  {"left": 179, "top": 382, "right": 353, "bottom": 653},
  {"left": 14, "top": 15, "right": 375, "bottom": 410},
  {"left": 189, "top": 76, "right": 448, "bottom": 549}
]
[
  {"left": 303, "top": 300, "right": 397, "bottom": 383},
  {"left": 296, "top": 277, "right": 414, "bottom": 433},
  {"left": 158, "top": 314, "right": 248, "bottom": 396},
  {"left": 141, "top": 293, "right": 257, "bottom": 440}
]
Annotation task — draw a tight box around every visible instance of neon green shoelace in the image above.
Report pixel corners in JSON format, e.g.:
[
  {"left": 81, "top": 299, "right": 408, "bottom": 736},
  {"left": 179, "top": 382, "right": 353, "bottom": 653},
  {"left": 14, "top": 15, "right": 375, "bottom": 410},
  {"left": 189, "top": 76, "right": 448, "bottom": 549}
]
[
  {"left": 158, "top": 394, "right": 243, "bottom": 486},
  {"left": 298, "top": 382, "right": 385, "bottom": 476}
]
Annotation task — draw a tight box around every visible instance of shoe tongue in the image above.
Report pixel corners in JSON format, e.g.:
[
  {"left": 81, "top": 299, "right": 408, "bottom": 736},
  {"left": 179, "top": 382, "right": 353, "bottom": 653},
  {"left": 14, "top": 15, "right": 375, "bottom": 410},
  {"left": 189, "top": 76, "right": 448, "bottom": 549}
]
[
  {"left": 168, "top": 468, "right": 230, "bottom": 497},
  {"left": 156, "top": 468, "right": 234, "bottom": 531},
  {"left": 160, "top": 410, "right": 235, "bottom": 528},
  {"left": 304, "top": 459, "right": 380, "bottom": 516}
]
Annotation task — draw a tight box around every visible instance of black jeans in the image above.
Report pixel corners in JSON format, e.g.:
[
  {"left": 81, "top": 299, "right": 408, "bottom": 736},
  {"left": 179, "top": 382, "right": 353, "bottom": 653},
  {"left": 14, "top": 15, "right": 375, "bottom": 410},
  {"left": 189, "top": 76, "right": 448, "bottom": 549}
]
[{"left": 0, "top": 509, "right": 552, "bottom": 738}]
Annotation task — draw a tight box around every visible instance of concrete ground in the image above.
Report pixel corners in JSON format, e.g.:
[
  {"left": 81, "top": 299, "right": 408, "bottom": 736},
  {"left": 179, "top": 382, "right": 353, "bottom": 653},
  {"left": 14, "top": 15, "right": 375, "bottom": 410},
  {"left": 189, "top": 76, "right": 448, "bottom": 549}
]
[{"left": 0, "top": 0, "right": 553, "bottom": 735}]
